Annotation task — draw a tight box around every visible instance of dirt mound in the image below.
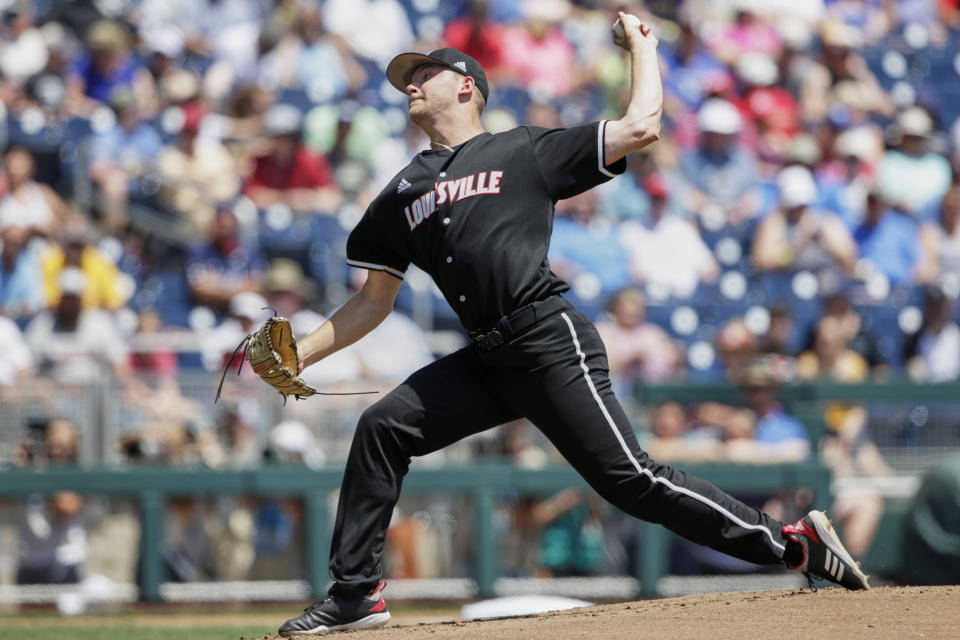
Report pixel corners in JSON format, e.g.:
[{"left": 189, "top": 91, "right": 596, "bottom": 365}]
[{"left": 272, "top": 585, "right": 959, "bottom": 640}]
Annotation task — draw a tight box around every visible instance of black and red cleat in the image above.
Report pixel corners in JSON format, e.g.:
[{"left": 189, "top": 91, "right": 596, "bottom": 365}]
[
  {"left": 279, "top": 580, "right": 391, "bottom": 635},
  {"left": 783, "top": 510, "right": 870, "bottom": 590}
]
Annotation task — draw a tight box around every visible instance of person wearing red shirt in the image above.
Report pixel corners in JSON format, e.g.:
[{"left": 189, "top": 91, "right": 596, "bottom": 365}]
[
  {"left": 443, "top": 0, "right": 504, "bottom": 74},
  {"left": 244, "top": 104, "right": 342, "bottom": 213}
]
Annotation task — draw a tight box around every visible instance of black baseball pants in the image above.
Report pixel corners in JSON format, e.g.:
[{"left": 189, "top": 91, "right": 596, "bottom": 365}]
[{"left": 327, "top": 298, "right": 790, "bottom": 598}]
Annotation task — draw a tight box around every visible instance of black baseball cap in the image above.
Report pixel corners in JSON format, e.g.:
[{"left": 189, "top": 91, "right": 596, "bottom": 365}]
[{"left": 386, "top": 47, "right": 489, "bottom": 102}]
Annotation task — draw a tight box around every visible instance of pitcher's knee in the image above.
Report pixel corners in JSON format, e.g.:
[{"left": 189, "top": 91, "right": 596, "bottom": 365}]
[
  {"left": 354, "top": 401, "right": 413, "bottom": 455},
  {"left": 595, "top": 473, "right": 663, "bottom": 522}
]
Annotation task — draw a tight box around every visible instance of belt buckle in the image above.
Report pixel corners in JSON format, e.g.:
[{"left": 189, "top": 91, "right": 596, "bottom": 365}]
[{"left": 478, "top": 329, "right": 504, "bottom": 351}]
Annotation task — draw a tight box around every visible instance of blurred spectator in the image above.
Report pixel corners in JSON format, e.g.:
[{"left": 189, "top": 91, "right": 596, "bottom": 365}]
[
  {"left": 825, "top": 0, "right": 894, "bottom": 44},
  {"left": 916, "top": 182, "right": 960, "bottom": 286},
  {"left": 264, "top": 259, "right": 321, "bottom": 329},
  {"left": 155, "top": 103, "right": 240, "bottom": 232},
  {"left": 803, "top": 286, "right": 889, "bottom": 376},
  {"left": 752, "top": 166, "right": 857, "bottom": 277},
  {"left": 799, "top": 20, "right": 890, "bottom": 124},
  {"left": 737, "top": 53, "right": 800, "bottom": 155},
  {"left": 877, "top": 107, "right": 952, "bottom": 217},
  {"left": 757, "top": 304, "right": 797, "bottom": 357},
  {"left": 499, "top": 0, "right": 576, "bottom": 98},
  {"left": 13, "top": 418, "right": 87, "bottom": 586},
  {"left": 797, "top": 314, "right": 870, "bottom": 382},
  {"left": 597, "top": 150, "right": 657, "bottom": 221},
  {"left": 0, "top": 146, "right": 67, "bottom": 237},
  {"left": 443, "top": 0, "right": 505, "bottom": 74},
  {"left": 595, "top": 287, "right": 683, "bottom": 395},
  {"left": 200, "top": 291, "right": 270, "bottom": 372},
  {"left": 65, "top": 20, "right": 150, "bottom": 114},
  {"left": 25, "top": 267, "right": 130, "bottom": 384},
  {"left": 264, "top": 420, "right": 324, "bottom": 469},
  {"left": 119, "top": 420, "right": 202, "bottom": 467},
  {"left": 714, "top": 316, "right": 759, "bottom": 380},
  {"left": 0, "top": 312, "right": 34, "bottom": 386},
  {"left": 322, "top": 0, "right": 414, "bottom": 67},
  {"left": 258, "top": 6, "right": 366, "bottom": 99},
  {"left": 128, "top": 309, "right": 179, "bottom": 379},
  {"left": 243, "top": 104, "right": 342, "bottom": 214},
  {"left": 348, "top": 302, "right": 433, "bottom": 386},
  {"left": 621, "top": 172, "right": 719, "bottom": 298},
  {"left": 0, "top": 2, "right": 48, "bottom": 87},
  {"left": 658, "top": 356, "right": 810, "bottom": 466},
  {"left": 727, "top": 357, "right": 811, "bottom": 465},
  {"left": 904, "top": 285, "right": 960, "bottom": 383},
  {"left": 140, "top": 0, "right": 265, "bottom": 84},
  {"left": 681, "top": 99, "right": 760, "bottom": 228},
  {"left": 795, "top": 310, "right": 885, "bottom": 557},
  {"left": 263, "top": 259, "right": 363, "bottom": 388},
  {"left": 41, "top": 222, "right": 127, "bottom": 310},
  {"left": 818, "top": 404, "right": 890, "bottom": 559},
  {"left": 549, "top": 190, "right": 632, "bottom": 301},
  {"left": 14, "top": 417, "right": 80, "bottom": 468},
  {"left": 225, "top": 85, "right": 274, "bottom": 145},
  {"left": 852, "top": 188, "right": 921, "bottom": 286},
  {"left": 706, "top": 5, "right": 783, "bottom": 64},
  {"left": 87, "top": 89, "right": 164, "bottom": 232},
  {"left": 644, "top": 402, "right": 725, "bottom": 464},
  {"left": 138, "top": 27, "right": 188, "bottom": 116},
  {"left": 660, "top": 9, "right": 726, "bottom": 118},
  {"left": 0, "top": 223, "right": 45, "bottom": 319},
  {"left": 531, "top": 489, "right": 608, "bottom": 578},
  {"left": 818, "top": 125, "right": 883, "bottom": 228},
  {"left": 186, "top": 205, "right": 265, "bottom": 314},
  {"left": 203, "top": 409, "right": 262, "bottom": 470}
]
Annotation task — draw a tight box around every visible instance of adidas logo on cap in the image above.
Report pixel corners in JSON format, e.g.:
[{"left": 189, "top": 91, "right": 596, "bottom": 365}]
[{"left": 452, "top": 61, "right": 467, "bottom": 72}]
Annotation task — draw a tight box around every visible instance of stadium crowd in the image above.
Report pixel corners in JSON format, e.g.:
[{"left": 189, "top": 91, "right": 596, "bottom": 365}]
[{"left": 1, "top": 0, "right": 960, "bottom": 590}]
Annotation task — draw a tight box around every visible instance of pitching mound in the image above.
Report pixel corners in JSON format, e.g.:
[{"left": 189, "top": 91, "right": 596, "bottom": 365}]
[{"left": 271, "top": 585, "right": 958, "bottom": 640}]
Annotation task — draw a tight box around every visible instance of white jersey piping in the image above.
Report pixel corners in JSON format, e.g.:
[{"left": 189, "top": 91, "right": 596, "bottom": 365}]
[
  {"left": 346, "top": 259, "right": 405, "bottom": 279},
  {"left": 598, "top": 120, "right": 616, "bottom": 178}
]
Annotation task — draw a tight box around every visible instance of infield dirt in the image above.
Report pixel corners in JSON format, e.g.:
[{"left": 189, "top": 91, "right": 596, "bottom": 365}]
[{"left": 269, "top": 585, "right": 958, "bottom": 640}]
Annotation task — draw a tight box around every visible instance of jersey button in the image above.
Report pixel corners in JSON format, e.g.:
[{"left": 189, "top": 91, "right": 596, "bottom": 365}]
[
  {"left": 442, "top": 217, "right": 451, "bottom": 225},
  {"left": 446, "top": 256, "right": 453, "bottom": 263},
  {"left": 459, "top": 295, "right": 466, "bottom": 302},
  {"left": 439, "top": 172, "right": 446, "bottom": 177}
]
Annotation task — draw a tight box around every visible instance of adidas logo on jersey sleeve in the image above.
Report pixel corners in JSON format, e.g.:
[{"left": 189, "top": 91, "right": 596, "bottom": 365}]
[{"left": 396, "top": 178, "right": 412, "bottom": 194}]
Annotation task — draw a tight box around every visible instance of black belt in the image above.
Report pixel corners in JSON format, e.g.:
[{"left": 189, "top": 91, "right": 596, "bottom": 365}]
[{"left": 468, "top": 296, "right": 567, "bottom": 352}]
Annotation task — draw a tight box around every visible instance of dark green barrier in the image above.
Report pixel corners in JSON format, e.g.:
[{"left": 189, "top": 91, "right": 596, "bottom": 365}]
[{"left": 0, "top": 463, "right": 830, "bottom": 600}]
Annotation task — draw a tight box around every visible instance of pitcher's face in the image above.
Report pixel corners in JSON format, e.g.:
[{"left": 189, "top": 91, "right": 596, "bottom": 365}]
[{"left": 405, "top": 65, "right": 459, "bottom": 125}]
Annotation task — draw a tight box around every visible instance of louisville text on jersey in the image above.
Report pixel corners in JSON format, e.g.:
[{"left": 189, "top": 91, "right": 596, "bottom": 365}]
[{"left": 404, "top": 171, "right": 504, "bottom": 231}]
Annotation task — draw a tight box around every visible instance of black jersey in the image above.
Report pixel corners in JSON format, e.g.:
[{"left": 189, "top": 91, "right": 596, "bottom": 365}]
[{"left": 346, "top": 120, "right": 626, "bottom": 331}]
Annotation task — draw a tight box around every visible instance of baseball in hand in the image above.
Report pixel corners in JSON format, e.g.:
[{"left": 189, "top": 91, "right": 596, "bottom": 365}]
[
  {"left": 612, "top": 12, "right": 653, "bottom": 50},
  {"left": 613, "top": 17, "right": 626, "bottom": 41}
]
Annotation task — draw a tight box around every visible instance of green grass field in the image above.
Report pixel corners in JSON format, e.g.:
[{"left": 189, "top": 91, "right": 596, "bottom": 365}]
[
  {"left": 0, "top": 626, "right": 272, "bottom": 640},
  {"left": 0, "top": 607, "right": 282, "bottom": 640},
  {"left": 0, "top": 603, "right": 461, "bottom": 640}
]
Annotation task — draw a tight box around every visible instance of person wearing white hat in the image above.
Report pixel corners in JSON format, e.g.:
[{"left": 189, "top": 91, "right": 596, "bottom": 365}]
[
  {"left": 877, "top": 106, "right": 952, "bottom": 216},
  {"left": 752, "top": 165, "right": 856, "bottom": 278},
  {"left": 681, "top": 98, "right": 760, "bottom": 226}
]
